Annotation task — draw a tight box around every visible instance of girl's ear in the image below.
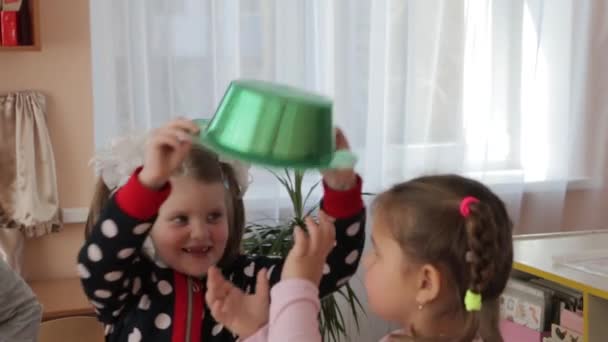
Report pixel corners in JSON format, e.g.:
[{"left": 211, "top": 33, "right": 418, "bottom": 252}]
[{"left": 414, "top": 263, "right": 441, "bottom": 306}]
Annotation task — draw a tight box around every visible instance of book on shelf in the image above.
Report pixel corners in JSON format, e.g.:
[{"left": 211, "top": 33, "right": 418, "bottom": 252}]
[
  {"left": 500, "top": 278, "right": 554, "bottom": 332},
  {"left": 0, "top": 0, "right": 32, "bottom": 46}
]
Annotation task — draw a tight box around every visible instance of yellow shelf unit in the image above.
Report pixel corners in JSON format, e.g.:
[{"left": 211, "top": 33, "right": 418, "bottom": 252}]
[{"left": 512, "top": 230, "right": 608, "bottom": 342}]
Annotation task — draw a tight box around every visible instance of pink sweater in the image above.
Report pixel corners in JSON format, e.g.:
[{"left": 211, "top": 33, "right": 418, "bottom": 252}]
[
  {"left": 243, "top": 279, "right": 392, "bottom": 342},
  {"left": 243, "top": 279, "right": 485, "bottom": 342}
]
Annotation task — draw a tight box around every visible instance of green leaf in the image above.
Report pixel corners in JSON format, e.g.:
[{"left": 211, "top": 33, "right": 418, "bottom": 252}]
[
  {"left": 304, "top": 204, "right": 320, "bottom": 219},
  {"left": 342, "top": 284, "right": 363, "bottom": 330},
  {"left": 303, "top": 180, "right": 321, "bottom": 210},
  {"left": 333, "top": 295, "right": 347, "bottom": 333},
  {"left": 243, "top": 168, "right": 366, "bottom": 341},
  {"left": 266, "top": 168, "right": 291, "bottom": 192},
  {"left": 293, "top": 170, "right": 304, "bottom": 219},
  {"left": 284, "top": 168, "right": 294, "bottom": 190}
]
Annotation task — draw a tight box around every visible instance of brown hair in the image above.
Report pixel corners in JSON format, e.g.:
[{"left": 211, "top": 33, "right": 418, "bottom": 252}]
[
  {"left": 85, "top": 144, "right": 245, "bottom": 267},
  {"left": 374, "top": 175, "right": 513, "bottom": 342}
]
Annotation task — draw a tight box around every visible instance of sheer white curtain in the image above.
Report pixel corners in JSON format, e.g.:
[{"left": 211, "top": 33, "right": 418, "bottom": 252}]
[
  {"left": 90, "top": 0, "right": 607, "bottom": 340},
  {"left": 90, "top": 0, "right": 607, "bottom": 231}
]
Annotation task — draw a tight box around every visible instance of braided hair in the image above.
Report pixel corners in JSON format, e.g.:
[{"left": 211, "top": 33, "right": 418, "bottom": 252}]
[{"left": 373, "top": 175, "right": 513, "bottom": 342}]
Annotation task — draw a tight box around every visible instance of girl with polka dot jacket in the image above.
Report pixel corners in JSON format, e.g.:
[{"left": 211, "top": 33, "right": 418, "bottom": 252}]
[{"left": 77, "top": 119, "right": 366, "bottom": 341}]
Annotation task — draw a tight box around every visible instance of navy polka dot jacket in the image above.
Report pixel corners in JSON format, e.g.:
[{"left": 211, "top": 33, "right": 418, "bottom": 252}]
[{"left": 77, "top": 170, "right": 366, "bottom": 341}]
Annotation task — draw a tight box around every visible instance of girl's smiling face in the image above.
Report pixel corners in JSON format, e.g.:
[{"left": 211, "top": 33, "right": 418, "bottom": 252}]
[{"left": 150, "top": 175, "right": 229, "bottom": 277}]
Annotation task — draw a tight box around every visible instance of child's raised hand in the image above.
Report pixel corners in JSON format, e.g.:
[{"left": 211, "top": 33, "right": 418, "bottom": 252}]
[
  {"left": 205, "top": 266, "right": 270, "bottom": 339},
  {"left": 322, "top": 128, "right": 357, "bottom": 190},
  {"left": 281, "top": 211, "right": 336, "bottom": 285},
  {"left": 138, "top": 118, "right": 199, "bottom": 189}
]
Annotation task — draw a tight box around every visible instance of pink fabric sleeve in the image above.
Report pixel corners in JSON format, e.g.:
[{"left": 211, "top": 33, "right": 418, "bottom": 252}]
[
  {"left": 241, "top": 325, "right": 268, "bottom": 342},
  {"left": 241, "top": 279, "right": 322, "bottom": 342},
  {"left": 268, "top": 279, "right": 322, "bottom": 342}
]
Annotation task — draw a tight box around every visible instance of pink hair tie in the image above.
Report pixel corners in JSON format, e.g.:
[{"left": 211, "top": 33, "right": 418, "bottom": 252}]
[{"left": 459, "top": 196, "right": 480, "bottom": 217}]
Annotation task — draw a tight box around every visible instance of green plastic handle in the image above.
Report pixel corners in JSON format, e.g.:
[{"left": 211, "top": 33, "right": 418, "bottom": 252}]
[{"left": 327, "top": 150, "right": 358, "bottom": 170}]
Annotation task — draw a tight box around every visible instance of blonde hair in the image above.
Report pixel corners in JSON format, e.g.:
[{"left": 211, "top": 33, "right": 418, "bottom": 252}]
[
  {"left": 85, "top": 144, "right": 245, "bottom": 266},
  {"left": 373, "top": 175, "right": 513, "bottom": 342}
]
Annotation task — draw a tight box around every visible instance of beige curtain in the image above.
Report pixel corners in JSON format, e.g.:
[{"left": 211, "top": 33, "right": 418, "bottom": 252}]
[{"left": 0, "top": 91, "right": 61, "bottom": 240}]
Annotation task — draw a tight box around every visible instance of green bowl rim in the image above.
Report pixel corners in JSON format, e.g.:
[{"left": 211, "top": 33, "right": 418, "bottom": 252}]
[
  {"left": 198, "top": 132, "right": 334, "bottom": 170},
  {"left": 230, "top": 79, "right": 333, "bottom": 106}
]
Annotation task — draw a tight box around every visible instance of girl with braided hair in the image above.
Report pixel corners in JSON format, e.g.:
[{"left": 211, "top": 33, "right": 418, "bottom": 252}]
[{"left": 206, "top": 174, "right": 513, "bottom": 342}]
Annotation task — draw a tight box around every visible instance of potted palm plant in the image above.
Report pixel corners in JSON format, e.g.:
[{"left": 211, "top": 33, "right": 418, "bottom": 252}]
[{"left": 242, "top": 169, "right": 365, "bottom": 342}]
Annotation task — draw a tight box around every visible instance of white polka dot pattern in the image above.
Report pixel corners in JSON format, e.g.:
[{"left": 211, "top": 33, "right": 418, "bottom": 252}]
[
  {"left": 346, "top": 222, "right": 361, "bottom": 236},
  {"left": 132, "top": 277, "right": 141, "bottom": 295},
  {"left": 133, "top": 223, "right": 152, "bottom": 235},
  {"left": 155, "top": 313, "right": 171, "bottom": 330},
  {"left": 212, "top": 323, "right": 224, "bottom": 336},
  {"left": 157, "top": 280, "right": 172, "bottom": 295},
  {"left": 104, "top": 271, "right": 123, "bottom": 282},
  {"left": 244, "top": 262, "right": 255, "bottom": 277},
  {"left": 336, "top": 276, "right": 351, "bottom": 287},
  {"left": 104, "top": 324, "right": 113, "bottom": 336},
  {"left": 87, "top": 244, "right": 103, "bottom": 262},
  {"left": 77, "top": 264, "right": 90, "bottom": 279},
  {"left": 155, "top": 259, "right": 168, "bottom": 269},
  {"left": 345, "top": 250, "right": 359, "bottom": 265},
  {"left": 101, "top": 219, "right": 118, "bottom": 238},
  {"left": 138, "top": 294, "right": 151, "bottom": 310},
  {"left": 90, "top": 300, "right": 104, "bottom": 309},
  {"left": 267, "top": 265, "right": 276, "bottom": 280},
  {"left": 112, "top": 307, "right": 123, "bottom": 317},
  {"left": 94, "top": 289, "right": 112, "bottom": 299},
  {"left": 128, "top": 327, "right": 141, "bottom": 342},
  {"left": 323, "top": 264, "right": 330, "bottom": 275},
  {"left": 118, "top": 248, "right": 135, "bottom": 259}
]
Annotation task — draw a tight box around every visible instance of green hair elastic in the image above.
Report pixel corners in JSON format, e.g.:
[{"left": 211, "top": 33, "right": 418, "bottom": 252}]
[{"left": 464, "top": 290, "right": 482, "bottom": 312}]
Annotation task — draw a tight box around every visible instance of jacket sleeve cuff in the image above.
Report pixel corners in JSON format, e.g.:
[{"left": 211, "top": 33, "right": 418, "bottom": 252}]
[
  {"left": 115, "top": 167, "right": 171, "bottom": 220},
  {"left": 321, "top": 175, "right": 364, "bottom": 219}
]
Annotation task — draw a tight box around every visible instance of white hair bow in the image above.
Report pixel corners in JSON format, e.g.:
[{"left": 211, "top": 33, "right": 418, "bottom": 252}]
[{"left": 89, "top": 132, "right": 251, "bottom": 196}]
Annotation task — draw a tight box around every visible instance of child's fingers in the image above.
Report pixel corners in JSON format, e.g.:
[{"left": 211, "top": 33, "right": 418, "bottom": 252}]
[
  {"left": 152, "top": 122, "right": 195, "bottom": 151},
  {"left": 220, "top": 287, "right": 243, "bottom": 315},
  {"left": 209, "top": 265, "right": 221, "bottom": 276},
  {"left": 168, "top": 117, "right": 200, "bottom": 135},
  {"left": 206, "top": 267, "right": 231, "bottom": 303},
  {"left": 305, "top": 216, "right": 321, "bottom": 255},
  {"left": 152, "top": 131, "right": 181, "bottom": 150},
  {"left": 151, "top": 133, "right": 191, "bottom": 162},
  {"left": 207, "top": 266, "right": 224, "bottom": 286},
  {"left": 328, "top": 222, "right": 336, "bottom": 249},
  {"left": 205, "top": 267, "right": 222, "bottom": 303},
  {"left": 334, "top": 127, "right": 351, "bottom": 150},
  {"left": 166, "top": 126, "right": 193, "bottom": 144},
  {"left": 319, "top": 219, "right": 336, "bottom": 254},
  {"left": 320, "top": 211, "right": 336, "bottom": 249},
  {"left": 291, "top": 226, "right": 309, "bottom": 258},
  {"left": 217, "top": 280, "right": 234, "bottom": 301},
  {"left": 255, "top": 269, "right": 269, "bottom": 301},
  {"left": 318, "top": 211, "right": 334, "bottom": 243},
  {"left": 210, "top": 300, "right": 229, "bottom": 323},
  {"left": 205, "top": 290, "right": 215, "bottom": 308},
  {"left": 156, "top": 129, "right": 194, "bottom": 164},
  {"left": 319, "top": 210, "right": 336, "bottom": 223}
]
